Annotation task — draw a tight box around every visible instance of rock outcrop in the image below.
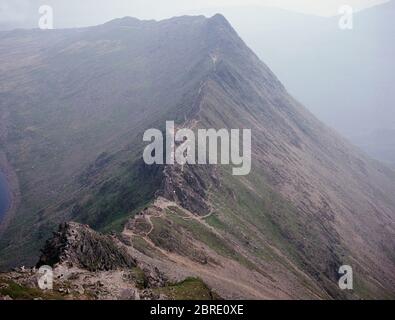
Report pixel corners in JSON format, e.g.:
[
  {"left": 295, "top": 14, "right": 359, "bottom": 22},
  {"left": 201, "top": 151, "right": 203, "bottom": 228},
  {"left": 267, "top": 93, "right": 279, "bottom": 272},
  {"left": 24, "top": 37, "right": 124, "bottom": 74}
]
[
  {"left": 37, "top": 222, "right": 136, "bottom": 271},
  {"left": 0, "top": 221, "right": 220, "bottom": 300}
]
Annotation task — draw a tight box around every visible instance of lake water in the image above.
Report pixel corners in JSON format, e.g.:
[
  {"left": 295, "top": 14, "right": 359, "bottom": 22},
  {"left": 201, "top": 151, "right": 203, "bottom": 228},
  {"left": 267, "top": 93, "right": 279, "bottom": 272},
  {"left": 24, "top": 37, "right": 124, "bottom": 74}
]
[{"left": 0, "top": 172, "right": 10, "bottom": 223}]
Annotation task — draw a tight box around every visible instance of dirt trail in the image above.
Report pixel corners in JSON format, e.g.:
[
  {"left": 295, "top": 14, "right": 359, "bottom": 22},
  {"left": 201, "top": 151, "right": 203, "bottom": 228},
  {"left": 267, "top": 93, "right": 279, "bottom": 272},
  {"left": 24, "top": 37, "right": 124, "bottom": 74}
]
[
  {"left": 123, "top": 197, "right": 280, "bottom": 298},
  {"left": 140, "top": 231, "right": 270, "bottom": 299},
  {"left": 145, "top": 211, "right": 165, "bottom": 237},
  {"left": 152, "top": 197, "right": 257, "bottom": 264},
  {"left": 155, "top": 196, "right": 213, "bottom": 221}
]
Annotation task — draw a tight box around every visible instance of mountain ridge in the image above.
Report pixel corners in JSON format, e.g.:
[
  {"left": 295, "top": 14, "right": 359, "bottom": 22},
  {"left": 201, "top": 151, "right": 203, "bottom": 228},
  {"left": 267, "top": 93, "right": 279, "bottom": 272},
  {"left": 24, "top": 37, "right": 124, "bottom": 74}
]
[{"left": 0, "top": 14, "right": 394, "bottom": 299}]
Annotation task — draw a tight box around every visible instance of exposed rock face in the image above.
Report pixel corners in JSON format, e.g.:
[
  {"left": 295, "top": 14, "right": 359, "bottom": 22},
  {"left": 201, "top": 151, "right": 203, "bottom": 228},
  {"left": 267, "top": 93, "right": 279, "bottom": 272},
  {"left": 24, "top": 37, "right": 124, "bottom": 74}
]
[
  {"left": 0, "top": 221, "right": 219, "bottom": 300},
  {"left": 37, "top": 222, "right": 136, "bottom": 271},
  {"left": 159, "top": 164, "right": 218, "bottom": 216}
]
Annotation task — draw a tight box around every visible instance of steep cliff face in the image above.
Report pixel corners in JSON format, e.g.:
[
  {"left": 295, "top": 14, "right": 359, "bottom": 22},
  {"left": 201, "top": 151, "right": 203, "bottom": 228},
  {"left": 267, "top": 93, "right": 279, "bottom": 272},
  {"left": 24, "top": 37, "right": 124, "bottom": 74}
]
[{"left": 0, "top": 14, "right": 394, "bottom": 299}]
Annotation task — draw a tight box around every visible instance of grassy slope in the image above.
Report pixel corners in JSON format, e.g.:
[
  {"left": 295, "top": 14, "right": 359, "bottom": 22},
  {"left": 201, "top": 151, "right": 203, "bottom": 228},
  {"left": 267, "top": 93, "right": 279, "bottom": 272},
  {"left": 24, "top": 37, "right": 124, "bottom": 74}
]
[{"left": 154, "top": 277, "right": 221, "bottom": 300}]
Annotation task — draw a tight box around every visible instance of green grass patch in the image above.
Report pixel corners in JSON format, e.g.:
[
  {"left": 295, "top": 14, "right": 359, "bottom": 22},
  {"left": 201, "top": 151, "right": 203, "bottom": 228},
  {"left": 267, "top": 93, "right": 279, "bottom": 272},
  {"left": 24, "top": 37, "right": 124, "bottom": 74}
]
[
  {"left": 166, "top": 211, "right": 257, "bottom": 270},
  {"left": 0, "top": 278, "right": 64, "bottom": 300},
  {"left": 129, "top": 267, "right": 148, "bottom": 289},
  {"left": 154, "top": 277, "right": 221, "bottom": 300}
]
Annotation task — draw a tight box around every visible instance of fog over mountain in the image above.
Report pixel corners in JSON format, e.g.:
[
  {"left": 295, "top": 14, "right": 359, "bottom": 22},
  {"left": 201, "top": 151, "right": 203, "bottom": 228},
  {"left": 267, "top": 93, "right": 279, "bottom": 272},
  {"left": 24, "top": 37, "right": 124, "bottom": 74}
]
[
  {"left": 1, "top": 1, "right": 393, "bottom": 166},
  {"left": 0, "top": 0, "right": 387, "bottom": 28},
  {"left": 188, "top": 1, "right": 395, "bottom": 166}
]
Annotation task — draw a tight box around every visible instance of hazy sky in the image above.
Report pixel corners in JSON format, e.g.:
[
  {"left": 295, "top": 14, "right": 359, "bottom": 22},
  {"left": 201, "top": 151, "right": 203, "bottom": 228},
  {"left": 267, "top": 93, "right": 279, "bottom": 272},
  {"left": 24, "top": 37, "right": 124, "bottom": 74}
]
[{"left": 0, "top": 0, "right": 389, "bottom": 28}]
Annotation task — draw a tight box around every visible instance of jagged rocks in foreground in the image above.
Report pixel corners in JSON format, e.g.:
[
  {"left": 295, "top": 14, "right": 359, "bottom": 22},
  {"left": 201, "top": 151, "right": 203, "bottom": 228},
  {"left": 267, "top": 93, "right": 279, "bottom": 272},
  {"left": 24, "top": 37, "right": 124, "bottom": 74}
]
[
  {"left": 37, "top": 222, "right": 136, "bottom": 271},
  {"left": 0, "top": 222, "right": 220, "bottom": 300}
]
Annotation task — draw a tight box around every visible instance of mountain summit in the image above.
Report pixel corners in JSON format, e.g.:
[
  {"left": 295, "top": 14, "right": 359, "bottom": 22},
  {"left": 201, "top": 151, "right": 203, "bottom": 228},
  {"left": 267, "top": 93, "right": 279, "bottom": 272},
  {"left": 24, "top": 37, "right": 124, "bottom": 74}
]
[{"left": 0, "top": 15, "right": 394, "bottom": 299}]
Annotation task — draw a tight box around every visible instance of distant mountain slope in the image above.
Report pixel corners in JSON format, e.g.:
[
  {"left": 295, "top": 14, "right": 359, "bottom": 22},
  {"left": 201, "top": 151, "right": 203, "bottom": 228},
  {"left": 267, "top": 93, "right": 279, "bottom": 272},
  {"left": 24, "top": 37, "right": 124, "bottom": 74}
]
[
  {"left": 0, "top": 14, "right": 394, "bottom": 299},
  {"left": 351, "top": 128, "right": 395, "bottom": 167},
  {"left": 189, "top": 1, "right": 395, "bottom": 164}
]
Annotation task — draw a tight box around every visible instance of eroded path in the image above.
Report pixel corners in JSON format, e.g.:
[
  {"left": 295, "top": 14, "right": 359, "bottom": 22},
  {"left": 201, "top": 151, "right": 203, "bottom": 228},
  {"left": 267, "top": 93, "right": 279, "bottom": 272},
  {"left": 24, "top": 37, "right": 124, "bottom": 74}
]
[{"left": 122, "top": 196, "right": 297, "bottom": 299}]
